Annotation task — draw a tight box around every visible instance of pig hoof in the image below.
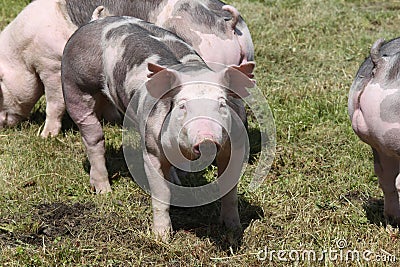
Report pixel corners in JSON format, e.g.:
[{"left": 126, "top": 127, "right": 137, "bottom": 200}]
[
  {"left": 153, "top": 226, "right": 172, "bottom": 243},
  {"left": 91, "top": 181, "right": 112, "bottom": 194},
  {"left": 40, "top": 122, "right": 61, "bottom": 138}
]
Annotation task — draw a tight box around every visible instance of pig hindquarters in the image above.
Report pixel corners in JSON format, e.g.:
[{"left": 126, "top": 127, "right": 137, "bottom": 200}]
[
  {"left": 349, "top": 38, "right": 400, "bottom": 224},
  {"left": 62, "top": 16, "right": 255, "bottom": 240}
]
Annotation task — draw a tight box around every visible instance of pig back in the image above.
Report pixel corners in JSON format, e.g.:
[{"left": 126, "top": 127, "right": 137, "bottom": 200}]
[
  {"left": 351, "top": 37, "right": 400, "bottom": 93},
  {"left": 100, "top": 16, "right": 205, "bottom": 106},
  {"left": 64, "top": 0, "right": 254, "bottom": 65},
  {"left": 63, "top": 16, "right": 206, "bottom": 127},
  {"left": 65, "top": 0, "right": 165, "bottom": 26}
]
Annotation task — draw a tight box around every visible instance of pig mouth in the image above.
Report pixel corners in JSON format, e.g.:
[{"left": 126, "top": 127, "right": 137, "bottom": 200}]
[
  {"left": 0, "top": 111, "right": 24, "bottom": 128},
  {"left": 192, "top": 138, "right": 221, "bottom": 157}
]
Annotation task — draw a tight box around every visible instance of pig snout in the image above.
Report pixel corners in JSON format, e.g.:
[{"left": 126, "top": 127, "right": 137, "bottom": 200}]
[
  {"left": 0, "top": 111, "right": 21, "bottom": 128},
  {"left": 186, "top": 118, "right": 224, "bottom": 156},
  {"left": 0, "top": 112, "right": 6, "bottom": 128}
]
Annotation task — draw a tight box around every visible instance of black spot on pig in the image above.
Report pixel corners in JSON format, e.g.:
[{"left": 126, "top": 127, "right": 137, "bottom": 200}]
[
  {"left": 353, "top": 37, "right": 400, "bottom": 92},
  {"left": 106, "top": 19, "right": 204, "bottom": 105},
  {"left": 62, "top": 20, "right": 105, "bottom": 93},
  {"left": 382, "top": 128, "right": 400, "bottom": 156},
  {"left": 165, "top": 40, "right": 197, "bottom": 61},
  {"left": 385, "top": 53, "right": 400, "bottom": 83},
  {"left": 65, "top": 0, "right": 165, "bottom": 26},
  {"left": 109, "top": 25, "right": 181, "bottom": 105},
  {"left": 380, "top": 91, "right": 400, "bottom": 123},
  {"left": 176, "top": 2, "right": 227, "bottom": 35}
]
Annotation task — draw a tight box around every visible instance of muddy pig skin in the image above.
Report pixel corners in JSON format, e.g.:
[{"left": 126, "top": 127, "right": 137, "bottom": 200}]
[
  {"left": 0, "top": 0, "right": 254, "bottom": 137},
  {"left": 62, "top": 16, "right": 255, "bottom": 240},
  {"left": 349, "top": 38, "right": 400, "bottom": 225}
]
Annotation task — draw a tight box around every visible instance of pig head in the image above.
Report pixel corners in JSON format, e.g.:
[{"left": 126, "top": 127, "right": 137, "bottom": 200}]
[
  {"left": 349, "top": 38, "right": 400, "bottom": 225},
  {"left": 145, "top": 63, "right": 253, "bottom": 163},
  {"left": 155, "top": 3, "right": 254, "bottom": 65}
]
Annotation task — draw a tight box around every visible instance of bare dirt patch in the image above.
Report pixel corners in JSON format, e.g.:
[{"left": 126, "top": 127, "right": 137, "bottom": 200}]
[
  {"left": 0, "top": 202, "right": 97, "bottom": 248},
  {"left": 35, "top": 202, "right": 97, "bottom": 238}
]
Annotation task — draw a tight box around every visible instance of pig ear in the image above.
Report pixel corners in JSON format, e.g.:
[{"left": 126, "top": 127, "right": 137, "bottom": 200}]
[
  {"left": 224, "top": 61, "right": 256, "bottom": 98},
  {"left": 146, "top": 63, "right": 177, "bottom": 99},
  {"left": 147, "top": 62, "right": 166, "bottom": 78}
]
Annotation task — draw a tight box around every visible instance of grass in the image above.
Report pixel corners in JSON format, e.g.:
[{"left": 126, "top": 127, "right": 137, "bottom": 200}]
[{"left": 1, "top": 0, "right": 400, "bottom": 266}]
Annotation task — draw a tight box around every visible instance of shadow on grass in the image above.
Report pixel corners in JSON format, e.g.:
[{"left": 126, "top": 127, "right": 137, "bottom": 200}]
[
  {"left": 28, "top": 106, "right": 79, "bottom": 133},
  {"left": 170, "top": 197, "right": 263, "bottom": 252},
  {"left": 363, "top": 197, "right": 400, "bottom": 228},
  {"left": 82, "top": 141, "right": 263, "bottom": 251},
  {"left": 83, "top": 144, "right": 130, "bottom": 186},
  {"left": 248, "top": 127, "right": 262, "bottom": 164},
  {"left": 73, "top": 114, "right": 263, "bottom": 251},
  {"left": 362, "top": 197, "right": 387, "bottom": 227}
]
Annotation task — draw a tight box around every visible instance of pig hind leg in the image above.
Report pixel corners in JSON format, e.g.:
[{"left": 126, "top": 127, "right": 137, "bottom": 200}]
[
  {"left": 373, "top": 148, "right": 400, "bottom": 224},
  {"left": 81, "top": 117, "right": 111, "bottom": 194},
  {"left": 63, "top": 79, "right": 111, "bottom": 193},
  {"left": 39, "top": 68, "right": 65, "bottom": 138}
]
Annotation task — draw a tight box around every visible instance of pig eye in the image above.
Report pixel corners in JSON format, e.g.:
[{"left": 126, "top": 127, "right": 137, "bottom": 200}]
[
  {"left": 176, "top": 99, "right": 187, "bottom": 111},
  {"left": 178, "top": 102, "right": 186, "bottom": 111},
  {"left": 219, "top": 98, "right": 227, "bottom": 109}
]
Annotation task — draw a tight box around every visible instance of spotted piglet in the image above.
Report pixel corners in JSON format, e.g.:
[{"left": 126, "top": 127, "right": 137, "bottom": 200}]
[
  {"left": 62, "top": 16, "right": 255, "bottom": 240},
  {"left": 349, "top": 38, "right": 400, "bottom": 224}
]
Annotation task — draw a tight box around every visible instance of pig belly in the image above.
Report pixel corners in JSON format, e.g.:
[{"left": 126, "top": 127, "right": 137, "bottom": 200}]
[{"left": 355, "top": 85, "right": 400, "bottom": 157}]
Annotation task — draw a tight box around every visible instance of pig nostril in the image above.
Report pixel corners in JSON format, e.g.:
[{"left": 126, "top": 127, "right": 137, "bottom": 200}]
[
  {"left": 193, "top": 144, "right": 201, "bottom": 155},
  {"left": 192, "top": 140, "right": 221, "bottom": 155},
  {"left": 215, "top": 143, "right": 221, "bottom": 152}
]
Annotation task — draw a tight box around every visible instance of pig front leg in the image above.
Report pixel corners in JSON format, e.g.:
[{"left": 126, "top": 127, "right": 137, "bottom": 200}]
[
  {"left": 220, "top": 184, "right": 240, "bottom": 230},
  {"left": 144, "top": 152, "right": 172, "bottom": 241},
  {"left": 39, "top": 66, "right": 65, "bottom": 138},
  {"left": 373, "top": 148, "right": 400, "bottom": 224},
  {"left": 217, "top": 146, "right": 241, "bottom": 230}
]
